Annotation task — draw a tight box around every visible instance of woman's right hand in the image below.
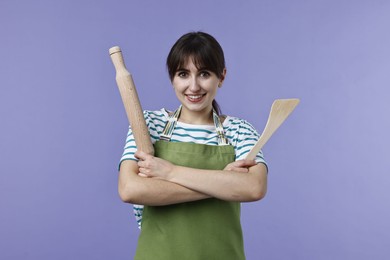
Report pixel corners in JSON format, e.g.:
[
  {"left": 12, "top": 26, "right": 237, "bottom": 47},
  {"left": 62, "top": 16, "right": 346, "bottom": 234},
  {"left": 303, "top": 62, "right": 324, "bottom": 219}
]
[{"left": 223, "top": 160, "right": 257, "bottom": 173}]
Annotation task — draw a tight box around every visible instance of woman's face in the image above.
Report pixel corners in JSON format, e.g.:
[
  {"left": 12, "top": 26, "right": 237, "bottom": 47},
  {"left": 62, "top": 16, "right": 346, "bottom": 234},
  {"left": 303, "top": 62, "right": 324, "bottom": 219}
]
[{"left": 172, "top": 58, "right": 225, "bottom": 123}]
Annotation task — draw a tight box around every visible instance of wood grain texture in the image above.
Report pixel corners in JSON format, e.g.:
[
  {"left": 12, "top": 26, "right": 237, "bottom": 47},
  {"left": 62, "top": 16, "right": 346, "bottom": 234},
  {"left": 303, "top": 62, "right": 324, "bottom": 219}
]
[
  {"left": 109, "top": 46, "right": 154, "bottom": 155},
  {"left": 246, "top": 99, "right": 300, "bottom": 160}
]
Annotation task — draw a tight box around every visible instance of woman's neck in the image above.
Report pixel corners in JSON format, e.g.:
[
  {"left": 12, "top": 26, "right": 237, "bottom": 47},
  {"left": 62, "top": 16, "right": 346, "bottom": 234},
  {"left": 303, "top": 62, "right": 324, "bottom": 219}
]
[{"left": 178, "top": 107, "right": 213, "bottom": 125}]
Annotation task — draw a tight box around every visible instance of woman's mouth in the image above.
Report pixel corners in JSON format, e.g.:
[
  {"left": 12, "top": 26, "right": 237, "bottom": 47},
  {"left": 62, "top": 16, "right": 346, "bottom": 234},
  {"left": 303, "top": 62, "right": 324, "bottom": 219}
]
[{"left": 185, "top": 94, "right": 205, "bottom": 103}]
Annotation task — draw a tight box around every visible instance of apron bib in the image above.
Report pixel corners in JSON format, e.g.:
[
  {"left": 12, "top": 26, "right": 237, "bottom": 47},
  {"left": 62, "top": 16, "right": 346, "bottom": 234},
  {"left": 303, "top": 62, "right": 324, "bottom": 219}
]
[{"left": 134, "top": 107, "right": 246, "bottom": 260}]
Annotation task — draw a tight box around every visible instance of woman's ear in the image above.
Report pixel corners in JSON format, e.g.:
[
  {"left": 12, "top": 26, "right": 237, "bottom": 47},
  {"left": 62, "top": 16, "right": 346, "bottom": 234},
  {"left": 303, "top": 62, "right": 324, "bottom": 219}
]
[{"left": 219, "top": 68, "right": 227, "bottom": 87}]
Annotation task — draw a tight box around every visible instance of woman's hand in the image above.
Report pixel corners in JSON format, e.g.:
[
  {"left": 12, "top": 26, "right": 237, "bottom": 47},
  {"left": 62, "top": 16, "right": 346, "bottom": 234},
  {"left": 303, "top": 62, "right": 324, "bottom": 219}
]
[
  {"left": 224, "top": 159, "right": 257, "bottom": 173},
  {"left": 135, "top": 150, "right": 175, "bottom": 180}
]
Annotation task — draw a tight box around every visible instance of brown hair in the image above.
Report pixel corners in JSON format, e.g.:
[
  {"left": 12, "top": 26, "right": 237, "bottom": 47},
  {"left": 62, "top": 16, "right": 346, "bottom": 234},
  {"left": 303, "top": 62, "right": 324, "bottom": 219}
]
[{"left": 166, "top": 32, "right": 225, "bottom": 115}]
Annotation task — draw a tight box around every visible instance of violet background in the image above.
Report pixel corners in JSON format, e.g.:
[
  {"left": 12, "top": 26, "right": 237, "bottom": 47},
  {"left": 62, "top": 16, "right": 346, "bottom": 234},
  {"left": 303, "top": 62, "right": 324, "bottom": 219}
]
[{"left": 1, "top": 0, "right": 389, "bottom": 259}]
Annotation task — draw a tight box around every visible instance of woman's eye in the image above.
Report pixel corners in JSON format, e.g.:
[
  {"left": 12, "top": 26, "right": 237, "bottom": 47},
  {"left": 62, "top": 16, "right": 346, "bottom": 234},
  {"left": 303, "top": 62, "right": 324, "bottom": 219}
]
[
  {"left": 200, "top": 71, "right": 210, "bottom": 78},
  {"left": 177, "top": 71, "right": 187, "bottom": 77}
]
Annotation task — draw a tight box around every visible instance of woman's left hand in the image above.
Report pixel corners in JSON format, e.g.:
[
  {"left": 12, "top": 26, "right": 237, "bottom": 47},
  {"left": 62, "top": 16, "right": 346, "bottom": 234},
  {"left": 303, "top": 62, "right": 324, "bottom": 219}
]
[
  {"left": 135, "top": 150, "right": 175, "bottom": 180},
  {"left": 224, "top": 159, "right": 257, "bottom": 173}
]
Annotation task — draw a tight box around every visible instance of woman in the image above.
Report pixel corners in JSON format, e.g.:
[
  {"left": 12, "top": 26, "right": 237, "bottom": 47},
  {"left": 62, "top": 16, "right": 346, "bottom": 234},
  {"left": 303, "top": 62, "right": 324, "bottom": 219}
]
[{"left": 118, "top": 31, "right": 268, "bottom": 259}]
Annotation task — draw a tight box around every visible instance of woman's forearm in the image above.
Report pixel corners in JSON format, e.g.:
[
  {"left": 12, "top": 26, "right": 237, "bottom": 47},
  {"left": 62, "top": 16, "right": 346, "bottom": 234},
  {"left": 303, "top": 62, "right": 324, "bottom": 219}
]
[
  {"left": 166, "top": 163, "right": 268, "bottom": 202},
  {"left": 135, "top": 151, "right": 268, "bottom": 202},
  {"left": 119, "top": 160, "right": 210, "bottom": 206}
]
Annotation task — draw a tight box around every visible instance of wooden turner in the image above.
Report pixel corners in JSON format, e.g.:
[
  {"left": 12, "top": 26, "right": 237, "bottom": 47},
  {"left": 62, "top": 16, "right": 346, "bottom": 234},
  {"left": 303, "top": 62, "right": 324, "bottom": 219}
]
[{"left": 245, "top": 98, "right": 300, "bottom": 160}]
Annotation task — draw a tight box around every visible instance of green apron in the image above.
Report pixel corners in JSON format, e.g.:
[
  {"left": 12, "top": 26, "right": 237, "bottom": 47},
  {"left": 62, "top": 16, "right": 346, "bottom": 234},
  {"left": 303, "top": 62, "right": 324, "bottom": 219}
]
[{"left": 134, "top": 108, "right": 246, "bottom": 260}]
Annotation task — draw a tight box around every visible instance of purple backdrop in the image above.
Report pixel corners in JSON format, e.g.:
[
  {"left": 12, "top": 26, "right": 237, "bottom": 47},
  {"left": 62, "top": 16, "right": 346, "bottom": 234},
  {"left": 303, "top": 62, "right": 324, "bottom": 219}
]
[{"left": 1, "top": 0, "right": 389, "bottom": 259}]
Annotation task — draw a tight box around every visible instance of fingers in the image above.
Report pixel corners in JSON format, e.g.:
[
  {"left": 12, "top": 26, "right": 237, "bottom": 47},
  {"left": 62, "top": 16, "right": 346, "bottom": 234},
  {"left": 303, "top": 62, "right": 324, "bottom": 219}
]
[
  {"left": 135, "top": 150, "right": 153, "bottom": 176},
  {"left": 227, "top": 160, "right": 256, "bottom": 169},
  {"left": 231, "top": 167, "right": 249, "bottom": 173},
  {"left": 224, "top": 166, "right": 249, "bottom": 173},
  {"left": 235, "top": 159, "right": 257, "bottom": 167},
  {"left": 138, "top": 166, "right": 150, "bottom": 174},
  {"left": 224, "top": 159, "right": 257, "bottom": 173},
  {"left": 137, "top": 160, "right": 149, "bottom": 168},
  {"left": 134, "top": 150, "right": 153, "bottom": 161}
]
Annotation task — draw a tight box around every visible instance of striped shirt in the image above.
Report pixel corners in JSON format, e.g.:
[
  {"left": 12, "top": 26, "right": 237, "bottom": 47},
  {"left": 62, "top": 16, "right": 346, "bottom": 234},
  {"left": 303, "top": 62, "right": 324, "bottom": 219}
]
[{"left": 120, "top": 108, "right": 267, "bottom": 228}]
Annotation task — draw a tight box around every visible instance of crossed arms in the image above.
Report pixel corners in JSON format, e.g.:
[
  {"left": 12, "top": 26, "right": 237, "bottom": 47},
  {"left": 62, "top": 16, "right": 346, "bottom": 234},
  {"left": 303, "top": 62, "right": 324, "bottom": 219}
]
[{"left": 118, "top": 151, "right": 267, "bottom": 206}]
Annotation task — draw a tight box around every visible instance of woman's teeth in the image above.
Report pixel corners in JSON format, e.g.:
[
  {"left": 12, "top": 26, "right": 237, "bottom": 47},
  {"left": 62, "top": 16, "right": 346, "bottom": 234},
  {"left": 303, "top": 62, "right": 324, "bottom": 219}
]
[{"left": 187, "top": 95, "right": 204, "bottom": 101}]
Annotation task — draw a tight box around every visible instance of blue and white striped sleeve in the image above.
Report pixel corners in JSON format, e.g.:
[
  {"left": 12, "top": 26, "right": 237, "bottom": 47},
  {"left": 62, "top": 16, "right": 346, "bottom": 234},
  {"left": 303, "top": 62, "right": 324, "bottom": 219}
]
[
  {"left": 118, "top": 111, "right": 153, "bottom": 229},
  {"left": 119, "top": 127, "right": 138, "bottom": 164},
  {"left": 119, "top": 110, "right": 155, "bottom": 165},
  {"left": 231, "top": 119, "right": 268, "bottom": 169},
  {"left": 119, "top": 127, "right": 145, "bottom": 229}
]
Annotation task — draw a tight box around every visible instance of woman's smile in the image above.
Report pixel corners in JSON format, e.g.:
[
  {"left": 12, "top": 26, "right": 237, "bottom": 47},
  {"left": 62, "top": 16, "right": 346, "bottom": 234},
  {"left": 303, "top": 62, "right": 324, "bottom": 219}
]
[{"left": 185, "top": 94, "right": 206, "bottom": 103}]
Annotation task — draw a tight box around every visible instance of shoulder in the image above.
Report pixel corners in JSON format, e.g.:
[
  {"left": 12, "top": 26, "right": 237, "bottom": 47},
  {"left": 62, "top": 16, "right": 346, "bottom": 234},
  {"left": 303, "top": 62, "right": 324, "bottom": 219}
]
[
  {"left": 223, "top": 115, "right": 259, "bottom": 136},
  {"left": 143, "top": 109, "right": 170, "bottom": 126},
  {"left": 144, "top": 108, "right": 169, "bottom": 119}
]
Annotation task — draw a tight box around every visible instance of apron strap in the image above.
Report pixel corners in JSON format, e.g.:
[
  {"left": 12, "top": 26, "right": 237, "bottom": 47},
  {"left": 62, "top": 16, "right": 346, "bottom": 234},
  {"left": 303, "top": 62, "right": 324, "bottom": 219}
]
[{"left": 160, "top": 106, "right": 229, "bottom": 145}]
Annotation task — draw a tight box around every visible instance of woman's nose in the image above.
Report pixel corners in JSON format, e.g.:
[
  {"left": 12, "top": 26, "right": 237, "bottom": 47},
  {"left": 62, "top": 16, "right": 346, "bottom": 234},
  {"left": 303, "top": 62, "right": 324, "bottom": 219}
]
[{"left": 188, "top": 77, "right": 201, "bottom": 92}]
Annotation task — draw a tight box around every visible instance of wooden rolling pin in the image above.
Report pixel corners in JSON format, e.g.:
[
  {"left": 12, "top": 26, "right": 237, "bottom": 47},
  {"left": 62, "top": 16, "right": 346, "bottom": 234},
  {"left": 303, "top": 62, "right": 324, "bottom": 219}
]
[{"left": 109, "top": 46, "right": 154, "bottom": 155}]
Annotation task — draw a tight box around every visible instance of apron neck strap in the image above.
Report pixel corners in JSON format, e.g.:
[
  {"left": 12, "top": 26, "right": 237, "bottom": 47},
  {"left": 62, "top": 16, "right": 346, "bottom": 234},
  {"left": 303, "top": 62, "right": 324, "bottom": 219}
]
[{"left": 160, "top": 105, "right": 229, "bottom": 145}]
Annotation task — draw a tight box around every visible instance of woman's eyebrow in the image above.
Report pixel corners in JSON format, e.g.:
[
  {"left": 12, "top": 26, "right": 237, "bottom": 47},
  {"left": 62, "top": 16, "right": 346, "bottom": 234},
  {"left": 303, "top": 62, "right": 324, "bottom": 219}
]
[
  {"left": 176, "top": 68, "right": 190, "bottom": 72},
  {"left": 176, "top": 67, "right": 210, "bottom": 72}
]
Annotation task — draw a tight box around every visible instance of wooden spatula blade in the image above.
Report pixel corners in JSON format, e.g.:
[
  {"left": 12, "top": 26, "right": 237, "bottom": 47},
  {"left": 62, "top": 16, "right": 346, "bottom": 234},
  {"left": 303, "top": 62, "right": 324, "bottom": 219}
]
[{"left": 245, "top": 98, "right": 300, "bottom": 160}]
